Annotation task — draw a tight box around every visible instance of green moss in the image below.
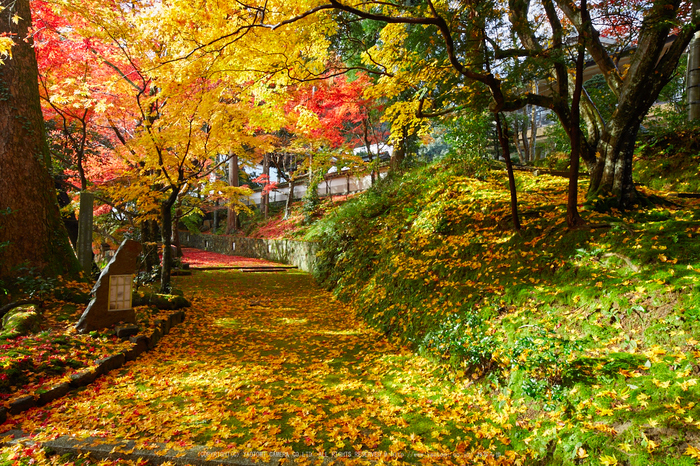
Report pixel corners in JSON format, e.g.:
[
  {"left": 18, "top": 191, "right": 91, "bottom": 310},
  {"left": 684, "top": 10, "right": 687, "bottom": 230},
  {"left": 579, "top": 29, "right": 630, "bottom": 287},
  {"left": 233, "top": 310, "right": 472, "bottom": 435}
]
[
  {"left": 634, "top": 127, "right": 700, "bottom": 193},
  {"left": 1, "top": 305, "right": 40, "bottom": 338}
]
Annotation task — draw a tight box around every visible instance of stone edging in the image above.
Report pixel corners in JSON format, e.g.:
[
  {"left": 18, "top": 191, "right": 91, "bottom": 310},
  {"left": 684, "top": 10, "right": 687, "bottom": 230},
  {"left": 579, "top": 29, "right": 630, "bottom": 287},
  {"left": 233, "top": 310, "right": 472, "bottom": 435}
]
[
  {"left": 0, "top": 430, "right": 364, "bottom": 465},
  {"left": 0, "top": 309, "right": 186, "bottom": 425}
]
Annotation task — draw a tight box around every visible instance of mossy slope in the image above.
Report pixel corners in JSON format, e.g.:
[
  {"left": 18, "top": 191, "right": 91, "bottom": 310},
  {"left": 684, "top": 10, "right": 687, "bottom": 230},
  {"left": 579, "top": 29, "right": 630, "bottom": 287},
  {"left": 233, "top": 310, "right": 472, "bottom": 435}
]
[{"left": 309, "top": 155, "right": 700, "bottom": 465}]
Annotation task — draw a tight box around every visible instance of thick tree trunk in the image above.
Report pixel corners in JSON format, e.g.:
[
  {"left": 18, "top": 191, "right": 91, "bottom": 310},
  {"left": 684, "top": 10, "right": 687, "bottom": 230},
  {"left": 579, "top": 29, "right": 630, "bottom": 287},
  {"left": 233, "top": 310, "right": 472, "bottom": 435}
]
[
  {"left": 390, "top": 126, "right": 408, "bottom": 172},
  {"left": 0, "top": 0, "right": 81, "bottom": 280},
  {"left": 689, "top": 31, "right": 700, "bottom": 121},
  {"left": 226, "top": 153, "right": 239, "bottom": 233},
  {"left": 689, "top": 0, "right": 700, "bottom": 120},
  {"left": 585, "top": 122, "right": 640, "bottom": 209},
  {"left": 160, "top": 188, "right": 180, "bottom": 293}
]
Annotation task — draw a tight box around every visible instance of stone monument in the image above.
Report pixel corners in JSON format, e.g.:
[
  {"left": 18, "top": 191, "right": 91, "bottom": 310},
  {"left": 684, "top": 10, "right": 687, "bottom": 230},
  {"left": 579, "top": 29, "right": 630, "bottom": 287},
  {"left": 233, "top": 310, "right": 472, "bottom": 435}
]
[{"left": 75, "top": 239, "right": 142, "bottom": 333}]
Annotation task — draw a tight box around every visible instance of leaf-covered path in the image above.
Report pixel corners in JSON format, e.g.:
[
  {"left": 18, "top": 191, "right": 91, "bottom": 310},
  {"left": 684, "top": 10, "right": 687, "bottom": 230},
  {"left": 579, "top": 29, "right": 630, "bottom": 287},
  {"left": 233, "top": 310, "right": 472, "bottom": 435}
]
[{"left": 6, "top": 270, "right": 524, "bottom": 465}]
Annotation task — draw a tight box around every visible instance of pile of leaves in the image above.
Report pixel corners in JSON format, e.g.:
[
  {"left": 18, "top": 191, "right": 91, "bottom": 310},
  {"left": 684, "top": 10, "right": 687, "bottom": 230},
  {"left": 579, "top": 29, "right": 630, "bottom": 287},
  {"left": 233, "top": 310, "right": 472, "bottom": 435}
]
[
  {"left": 243, "top": 208, "right": 306, "bottom": 239},
  {"left": 178, "top": 248, "right": 278, "bottom": 268},
  {"left": 240, "top": 195, "right": 357, "bottom": 240},
  {"left": 2, "top": 270, "right": 530, "bottom": 466}
]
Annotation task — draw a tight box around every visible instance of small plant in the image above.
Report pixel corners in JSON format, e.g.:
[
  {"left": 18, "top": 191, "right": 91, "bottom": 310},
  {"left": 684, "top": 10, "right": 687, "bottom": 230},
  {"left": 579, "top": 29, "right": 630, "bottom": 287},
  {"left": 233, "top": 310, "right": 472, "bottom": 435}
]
[
  {"left": 180, "top": 208, "right": 204, "bottom": 234},
  {"left": 420, "top": 310, "right": 495, "bottom": 377},
  {"left": 9, "top": 268, "right": 58, "bottom": 300}
]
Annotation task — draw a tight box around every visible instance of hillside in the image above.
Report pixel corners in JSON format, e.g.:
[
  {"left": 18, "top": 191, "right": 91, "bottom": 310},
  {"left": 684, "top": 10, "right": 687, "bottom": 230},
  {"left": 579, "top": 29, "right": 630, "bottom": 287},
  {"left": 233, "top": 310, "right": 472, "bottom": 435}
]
[{"left": 297, "top": 151, "right": 700, "bottom": 464}]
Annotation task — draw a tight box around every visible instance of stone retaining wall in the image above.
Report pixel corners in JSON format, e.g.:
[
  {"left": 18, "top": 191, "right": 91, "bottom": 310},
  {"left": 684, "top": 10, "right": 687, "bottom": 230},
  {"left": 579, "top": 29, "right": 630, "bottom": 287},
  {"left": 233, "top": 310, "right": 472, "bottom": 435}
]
[{"left": 179, "top": 232, "right": 318, "bottom": 273}]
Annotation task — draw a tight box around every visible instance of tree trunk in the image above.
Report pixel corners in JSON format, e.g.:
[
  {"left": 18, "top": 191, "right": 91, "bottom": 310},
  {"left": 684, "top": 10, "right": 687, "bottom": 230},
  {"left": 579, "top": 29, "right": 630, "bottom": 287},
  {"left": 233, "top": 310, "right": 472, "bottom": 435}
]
[
  {"left": 56, "top": 180, "right": 79, "bottom": 247},
  {"left": 567, "top": 31, "right": 586, "bottom": 229},
  {"left": 390, "top": 126, "right": 407, "bottom": 172},
  {"left": 495, "top": 113, "right": 521, "bottom": 231},
  {"left": 141, "top": 220, "right": 160, "bottom": 272},
  {"left": 284, "top": 175, "right": 296, "bottom": 219},
  {"left": 172, "top": 208, "right": 182, "bottom": 258},
  {"left": 262, "top": 154, "right": 270, "bottom": 218},
  {"left": 689, "top": 31, "right": 700, "bottom": 121},
  {"left": 511, "top": 116, "right": 524, "bottom": 162},
  {"left": 0, "top": 0, "right": 81, "bottom": 280},
  {"left": 520, "top": 110, "right": 530, "bottom": 163},
  {"left": 160, "top": 188, "right": 180, "bottom": 293},
  {"left": 362, "top": 118, "right": 376, "bottom": 185},
  {"left": 586, "top": 123, "right": 640, "bottom": 208},
  {"left": 212, "top": 202, "right": 219, "bottom": 233},
  {"left": 226, "top": 152, "right": 239, "bottom": 233},
  {"left": 529, "top": 84, "right": 539, "bottom": 161}
]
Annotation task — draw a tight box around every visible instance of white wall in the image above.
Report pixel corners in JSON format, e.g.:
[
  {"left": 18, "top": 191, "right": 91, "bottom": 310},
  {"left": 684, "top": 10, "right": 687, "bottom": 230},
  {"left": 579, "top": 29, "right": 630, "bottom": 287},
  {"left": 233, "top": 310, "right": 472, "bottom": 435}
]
[{"left": 243, "top": 170, "right": 386, "bottom": 207}]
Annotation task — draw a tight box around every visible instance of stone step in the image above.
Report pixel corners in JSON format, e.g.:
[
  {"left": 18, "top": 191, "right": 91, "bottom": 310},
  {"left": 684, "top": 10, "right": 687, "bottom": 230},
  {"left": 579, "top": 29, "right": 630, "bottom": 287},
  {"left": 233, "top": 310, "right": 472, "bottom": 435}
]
[
  {"left": 187, "top": 265, "right": 297, "bottom": 271},
  {"left": 0, "top": 431, "right": 352, "bottom": 465}
]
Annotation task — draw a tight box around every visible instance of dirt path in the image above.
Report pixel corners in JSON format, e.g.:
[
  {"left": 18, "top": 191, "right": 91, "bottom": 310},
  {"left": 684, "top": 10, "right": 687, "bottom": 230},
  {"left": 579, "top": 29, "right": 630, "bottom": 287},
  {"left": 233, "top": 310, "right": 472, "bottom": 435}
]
[{"left": 6, "top": 270, "right": 521, "bottom": 465}]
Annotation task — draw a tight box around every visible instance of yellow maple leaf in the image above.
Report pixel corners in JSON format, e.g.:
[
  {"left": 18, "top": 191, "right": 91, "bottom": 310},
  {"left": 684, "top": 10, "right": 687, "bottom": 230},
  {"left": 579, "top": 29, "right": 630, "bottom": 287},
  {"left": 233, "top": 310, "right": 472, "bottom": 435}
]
[
  {"left": 600, "top": 454, "right": 618, "bottom": 466},
  {"left": 686, "top": 445, "right": 700, "bottom": 459},
  {"left": 652, "top": 378, "right": 670, "bottom": 389},
  {"left": 618, "top": 442, "right": 632, "bottom": 452}
]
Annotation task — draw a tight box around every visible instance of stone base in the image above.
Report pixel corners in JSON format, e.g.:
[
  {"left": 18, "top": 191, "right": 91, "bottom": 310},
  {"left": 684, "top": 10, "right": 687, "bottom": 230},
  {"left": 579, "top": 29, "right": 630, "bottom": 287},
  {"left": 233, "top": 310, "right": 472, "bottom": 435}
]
[{"left": 76, "top": 307, "right": 136, "bottom": 333}]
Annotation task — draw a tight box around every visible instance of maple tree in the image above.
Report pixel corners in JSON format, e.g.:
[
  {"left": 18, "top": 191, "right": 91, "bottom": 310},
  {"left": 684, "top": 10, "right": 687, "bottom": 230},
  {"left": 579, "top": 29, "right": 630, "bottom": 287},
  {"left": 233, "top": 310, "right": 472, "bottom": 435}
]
[
  {"left": 221, "top": 0, "right": 699, "bottom": 216},
  {"left": 554, "top": 0, "right": 699, "bottom": 208},
  {"left": 247, "top": 74, "right": 381, "bottom": 219},
  {"left": 226, "top": 152, "right": 241, "bottom": 234},
  {"left": 285, "top": 73, "right": 380, "bottom": 149},
  {"left": 31, "top": 0, "right": 119, "bottom": 193},
  {"left": 283, "top": 74, "right": 380, "bottom": 169},
  {"left": 44, "top": 0, "right": 310, "bottom": 289}
]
